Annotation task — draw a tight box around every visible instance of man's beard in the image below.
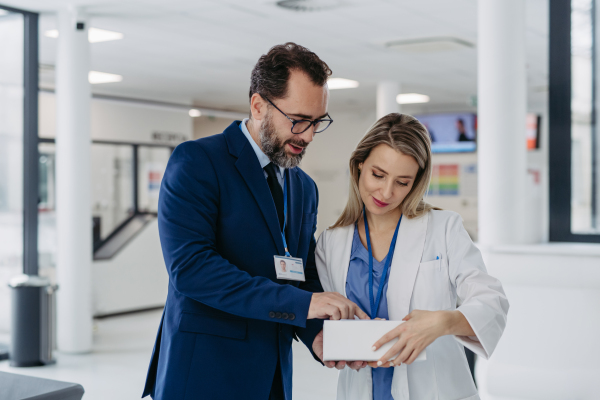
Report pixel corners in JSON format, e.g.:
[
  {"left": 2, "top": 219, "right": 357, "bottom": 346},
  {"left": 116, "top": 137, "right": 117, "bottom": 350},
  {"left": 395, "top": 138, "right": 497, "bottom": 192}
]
[{"left": 259, "top": 113, "right": 307, "bottom": 169}]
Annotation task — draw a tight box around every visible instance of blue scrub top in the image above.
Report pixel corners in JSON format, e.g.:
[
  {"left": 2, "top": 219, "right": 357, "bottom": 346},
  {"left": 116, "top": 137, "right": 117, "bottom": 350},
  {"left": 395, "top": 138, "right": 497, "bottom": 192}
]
[{"left": 345, "top": 225, "right": 394, "bottom": 400}]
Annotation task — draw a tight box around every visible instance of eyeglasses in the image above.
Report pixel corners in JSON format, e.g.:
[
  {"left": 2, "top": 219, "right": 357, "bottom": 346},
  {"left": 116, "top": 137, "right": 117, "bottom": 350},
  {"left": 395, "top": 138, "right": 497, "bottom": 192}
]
[{"left": 263, "top": 96, "right": 333, "bottom": 134}]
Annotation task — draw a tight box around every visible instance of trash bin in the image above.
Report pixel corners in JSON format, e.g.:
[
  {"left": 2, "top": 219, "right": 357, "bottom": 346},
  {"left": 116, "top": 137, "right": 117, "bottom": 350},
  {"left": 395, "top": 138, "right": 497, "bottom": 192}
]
[{"left": 8, "top": 275, "right": 58, "bottom": 367}]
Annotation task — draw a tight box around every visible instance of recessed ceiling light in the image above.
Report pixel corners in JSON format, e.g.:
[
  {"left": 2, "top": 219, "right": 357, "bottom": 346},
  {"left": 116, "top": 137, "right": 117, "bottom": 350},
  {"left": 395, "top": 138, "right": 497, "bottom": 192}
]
[
  {"left": 189, "top": 109, "right": 202, "bottom": 117},
  {"left": 45, "top": 28, "right": 124, "bottom": 43},
  {"left": 45, "top": 29, "right": 59, "bottom": 38},
  {"left": 396, "top": 93, "right": 430, "bottom": 104},
  {"left": 88, "top": 71, "right": 122, "bottom": 84},
  {"left": 328, "top": 78, "right": 359, "bottom": 90},
  {"left": 0, "top": 10, "right": 9, "bottom": 16}
]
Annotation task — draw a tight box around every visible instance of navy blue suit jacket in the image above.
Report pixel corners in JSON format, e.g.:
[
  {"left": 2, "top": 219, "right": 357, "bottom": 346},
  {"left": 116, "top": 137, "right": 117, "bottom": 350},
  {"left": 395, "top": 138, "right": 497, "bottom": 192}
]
[{"left": 142, "top": 121, "right": 324, "bottom": 400}]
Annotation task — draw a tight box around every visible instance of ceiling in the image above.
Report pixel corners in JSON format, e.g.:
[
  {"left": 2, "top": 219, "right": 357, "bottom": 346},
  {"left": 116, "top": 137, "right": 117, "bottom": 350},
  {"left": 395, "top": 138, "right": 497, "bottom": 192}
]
[{"left": 0, "top": 0, "right": 549, "bottom": 114}]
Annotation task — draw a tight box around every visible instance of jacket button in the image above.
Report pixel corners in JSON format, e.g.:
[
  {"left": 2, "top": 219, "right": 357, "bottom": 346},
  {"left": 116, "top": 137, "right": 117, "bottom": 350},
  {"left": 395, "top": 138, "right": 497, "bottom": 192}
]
[
  {"left": 275, "top": 312, "right": 282, "bottom": 319},
  {"left": 282, "top": 313, "right": 289, "bottom": 320},
  {"left": 289, "top": 313, "right": 295, "bottom": 321},
  {"left": 269, "top": 312, "right": 275, "bottom": 318}
]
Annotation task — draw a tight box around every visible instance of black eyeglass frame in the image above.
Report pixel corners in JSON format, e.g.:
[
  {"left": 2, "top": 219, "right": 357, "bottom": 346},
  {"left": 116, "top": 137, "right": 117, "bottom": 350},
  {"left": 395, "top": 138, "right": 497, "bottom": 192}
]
[{"left": 263, "top": 96, "right": 333, "bottom": 134}]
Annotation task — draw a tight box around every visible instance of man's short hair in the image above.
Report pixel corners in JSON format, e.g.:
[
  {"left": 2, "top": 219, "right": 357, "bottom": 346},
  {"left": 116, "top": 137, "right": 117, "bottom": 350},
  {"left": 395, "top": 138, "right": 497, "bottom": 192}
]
[{"left": 249, "top": 42, "right": 332, "bottom": 102}]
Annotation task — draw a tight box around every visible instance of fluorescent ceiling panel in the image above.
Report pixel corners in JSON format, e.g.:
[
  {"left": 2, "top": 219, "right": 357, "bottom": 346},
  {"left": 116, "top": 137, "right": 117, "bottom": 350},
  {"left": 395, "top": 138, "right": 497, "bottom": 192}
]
[
  {"left": 89, "top": 71, "right": 123, "bottom": 84},
  {"left": 327, "top": 78, "right": 359, "bottom": 90},
  {"left": 385, "top": 37, "right": 474, "bottom": 53},
  {"left": 396, "top": 93, "right": 430, "bottom": 104},
  {"left": 45, "top": 28, "right": 124, "bottom": 43},
  {"left": 89, "top": 28, "right": 124, "bottom": 43}
]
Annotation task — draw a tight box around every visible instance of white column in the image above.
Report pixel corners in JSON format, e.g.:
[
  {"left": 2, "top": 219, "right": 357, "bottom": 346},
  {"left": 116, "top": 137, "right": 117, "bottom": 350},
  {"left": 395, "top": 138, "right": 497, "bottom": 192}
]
[
  {"left": 376, "top": 81, "right": 400, "bottom": 119},
  {"left": 477, "top": 0, "right": 527, "bottom": 246},
  {"left": 55, "top": 7, "right": 92, "bottom": 353}
]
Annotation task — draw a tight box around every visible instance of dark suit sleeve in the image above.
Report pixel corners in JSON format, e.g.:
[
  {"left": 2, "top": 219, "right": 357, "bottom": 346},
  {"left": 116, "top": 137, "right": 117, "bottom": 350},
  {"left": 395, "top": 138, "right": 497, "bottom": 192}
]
[
  {"left": 294, "top": 181, "right": 325, "bottom": 363},
  {"left": 159, "top": 142, "right": 313, "bottom": 327}
]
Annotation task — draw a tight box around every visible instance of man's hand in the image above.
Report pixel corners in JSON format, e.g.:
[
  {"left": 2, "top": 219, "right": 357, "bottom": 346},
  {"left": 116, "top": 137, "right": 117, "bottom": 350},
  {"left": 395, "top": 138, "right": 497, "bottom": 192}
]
[
  {"left": 308, "top": 292, "right": 369, "bottom": 320},
  {"left": 312, "top": 330, "right": 368, "bottom": 371}
]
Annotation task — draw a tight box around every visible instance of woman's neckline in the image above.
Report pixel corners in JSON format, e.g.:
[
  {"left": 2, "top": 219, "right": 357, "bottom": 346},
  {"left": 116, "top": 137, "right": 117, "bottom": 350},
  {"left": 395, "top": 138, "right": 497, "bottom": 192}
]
[{"left": 354, "top": 224, "right": 389, "bottom": 264}]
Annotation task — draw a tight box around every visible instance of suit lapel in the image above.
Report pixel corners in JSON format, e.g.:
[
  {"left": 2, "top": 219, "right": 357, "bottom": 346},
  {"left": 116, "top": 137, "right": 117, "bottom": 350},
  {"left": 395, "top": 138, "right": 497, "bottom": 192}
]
[
  {"left": 387, "top": 212, "right": 429, "bottom": 320},
  {"left": 286, "top": 168, "right": 303, "bottom": 257},
  {"left": 226, "top": 122, "right": 285, "bottom": 255}
]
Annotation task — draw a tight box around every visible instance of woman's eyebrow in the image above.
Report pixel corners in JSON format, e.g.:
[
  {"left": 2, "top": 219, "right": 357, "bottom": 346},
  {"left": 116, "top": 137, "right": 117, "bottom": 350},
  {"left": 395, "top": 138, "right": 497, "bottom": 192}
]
[{"left": 372, "top": 165, "right": 414, "bottom": 179}]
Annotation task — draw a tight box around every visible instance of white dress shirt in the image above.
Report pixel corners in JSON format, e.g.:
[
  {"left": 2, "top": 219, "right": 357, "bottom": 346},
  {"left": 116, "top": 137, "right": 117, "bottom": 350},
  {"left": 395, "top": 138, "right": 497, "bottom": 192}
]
[{"left": 240, "top": 118, "right": 285, "bottom": 188}]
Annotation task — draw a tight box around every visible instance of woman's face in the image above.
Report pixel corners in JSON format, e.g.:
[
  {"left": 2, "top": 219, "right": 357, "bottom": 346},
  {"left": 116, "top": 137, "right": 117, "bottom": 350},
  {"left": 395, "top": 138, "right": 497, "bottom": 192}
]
[{"left": 358, "top": 144, "right": 420, "bottom": 217}]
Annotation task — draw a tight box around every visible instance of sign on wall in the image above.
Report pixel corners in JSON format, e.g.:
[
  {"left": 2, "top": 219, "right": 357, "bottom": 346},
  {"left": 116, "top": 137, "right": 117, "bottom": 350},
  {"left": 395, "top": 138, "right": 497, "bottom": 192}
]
[{"left": 429, "top": 164, "right": 460, "bottom": 196}]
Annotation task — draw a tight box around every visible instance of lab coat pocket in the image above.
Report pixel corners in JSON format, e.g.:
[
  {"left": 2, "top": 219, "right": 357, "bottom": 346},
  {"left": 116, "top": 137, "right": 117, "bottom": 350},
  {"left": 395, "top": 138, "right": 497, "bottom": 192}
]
[
  {"left": 418, "top": 258, "right": 441, "bottom": 272},
  {"left": 411, "top": 257, "right": 453, "bottom": 311}
]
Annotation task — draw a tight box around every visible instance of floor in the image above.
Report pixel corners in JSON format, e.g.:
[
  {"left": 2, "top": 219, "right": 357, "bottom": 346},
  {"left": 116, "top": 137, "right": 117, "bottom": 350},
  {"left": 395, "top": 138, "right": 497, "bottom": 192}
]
[
  {"left": 0, "top": 309, "right": 502, "bottom": 400},
  {"left": 0, "top": 309, "right": 339, "bottom": 400}
]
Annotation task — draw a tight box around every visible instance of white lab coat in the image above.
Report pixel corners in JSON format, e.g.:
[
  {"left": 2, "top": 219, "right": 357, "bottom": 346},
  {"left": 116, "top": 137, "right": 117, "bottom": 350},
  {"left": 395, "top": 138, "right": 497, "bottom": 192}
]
[{"left": 315, "top": 210, "right": 509, "bottom": 400}]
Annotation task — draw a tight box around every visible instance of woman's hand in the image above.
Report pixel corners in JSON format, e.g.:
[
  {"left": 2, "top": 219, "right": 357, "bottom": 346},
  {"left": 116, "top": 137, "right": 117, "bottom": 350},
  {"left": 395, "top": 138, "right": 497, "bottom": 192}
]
[
  {"left": 371, "top": 310, "right": 458, "bottom": 366},
  {"left": 367, "top": 318, "right": 393, "bottom": 368}
]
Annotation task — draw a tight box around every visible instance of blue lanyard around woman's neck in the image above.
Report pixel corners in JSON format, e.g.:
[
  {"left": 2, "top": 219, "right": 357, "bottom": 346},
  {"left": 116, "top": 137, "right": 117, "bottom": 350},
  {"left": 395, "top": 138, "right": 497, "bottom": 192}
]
[{"left": 363, "top": 204, "right": 402, "bottom": 319}]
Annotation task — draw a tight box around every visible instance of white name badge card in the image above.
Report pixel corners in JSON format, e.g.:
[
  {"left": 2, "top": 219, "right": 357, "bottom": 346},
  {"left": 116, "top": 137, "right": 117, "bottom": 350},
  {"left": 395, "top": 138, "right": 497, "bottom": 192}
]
[
  {"left": 323, "top": 320, "right": 427, "bottom": 362},
  {"left": 274, "top": 255, "right": 305, "bottom": 281}
]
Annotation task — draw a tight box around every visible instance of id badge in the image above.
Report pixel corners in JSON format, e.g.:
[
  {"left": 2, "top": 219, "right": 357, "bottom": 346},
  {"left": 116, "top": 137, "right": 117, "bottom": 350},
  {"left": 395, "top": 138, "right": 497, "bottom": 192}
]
[{"left": 274, "top": 255, "right": 305, "bottom": 282}]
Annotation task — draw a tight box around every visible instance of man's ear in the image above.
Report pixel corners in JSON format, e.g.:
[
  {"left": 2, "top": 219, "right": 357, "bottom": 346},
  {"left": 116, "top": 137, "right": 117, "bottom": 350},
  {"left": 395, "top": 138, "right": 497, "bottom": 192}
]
[{"left": 250, "top": 93, "right": 267, "bottom": 122}]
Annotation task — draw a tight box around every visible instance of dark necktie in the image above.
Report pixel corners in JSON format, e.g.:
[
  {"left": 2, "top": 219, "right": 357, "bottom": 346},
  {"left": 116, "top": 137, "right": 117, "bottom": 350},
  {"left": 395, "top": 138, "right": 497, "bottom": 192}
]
[{"left": 264, "top": 162, "right": 284, "bottom": 230}]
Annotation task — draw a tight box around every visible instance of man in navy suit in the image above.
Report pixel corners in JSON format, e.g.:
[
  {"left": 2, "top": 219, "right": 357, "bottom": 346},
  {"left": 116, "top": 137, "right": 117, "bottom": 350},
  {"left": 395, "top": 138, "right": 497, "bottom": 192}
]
[{"left": 142, "top": 43, "right": 368, "bottom": 400}]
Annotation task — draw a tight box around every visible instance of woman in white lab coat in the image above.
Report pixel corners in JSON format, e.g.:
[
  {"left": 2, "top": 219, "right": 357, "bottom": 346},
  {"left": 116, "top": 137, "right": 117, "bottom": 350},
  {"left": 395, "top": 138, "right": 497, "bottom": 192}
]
[{"left": 315, "top": 113, "right": 509, "bottom": 400}]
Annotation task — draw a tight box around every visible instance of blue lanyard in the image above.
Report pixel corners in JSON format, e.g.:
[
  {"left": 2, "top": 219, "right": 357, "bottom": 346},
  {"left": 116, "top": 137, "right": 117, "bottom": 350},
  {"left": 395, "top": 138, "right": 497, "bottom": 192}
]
[
  {"left": 363, "top": 205, "right": 402, "bottom": 319},
  {"left": 281, "top": 170, "right": 291, "bottom": 257}
]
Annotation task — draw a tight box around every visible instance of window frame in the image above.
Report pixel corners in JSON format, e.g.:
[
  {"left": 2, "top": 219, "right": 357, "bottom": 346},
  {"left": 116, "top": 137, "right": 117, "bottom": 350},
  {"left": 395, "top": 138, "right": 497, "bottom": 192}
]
[
  {"left": 549, "top": 0, "right": 600, "bottom": 242},
  {"left": 0, "top": 4, "right": 40, "bottom": 272}
]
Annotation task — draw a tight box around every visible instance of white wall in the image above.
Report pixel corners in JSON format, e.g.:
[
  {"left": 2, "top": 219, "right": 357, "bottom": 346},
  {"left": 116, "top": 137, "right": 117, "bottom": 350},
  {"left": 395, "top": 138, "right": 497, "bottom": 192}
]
[
  {"left": 93, "top": 219, "right": 168, "bottom": 316},
  {"left": 39, "top": 91, "right": 193, "bottom": 144},
  {"left": 476, "top": 244, "right": 600, "bottom": 400}
]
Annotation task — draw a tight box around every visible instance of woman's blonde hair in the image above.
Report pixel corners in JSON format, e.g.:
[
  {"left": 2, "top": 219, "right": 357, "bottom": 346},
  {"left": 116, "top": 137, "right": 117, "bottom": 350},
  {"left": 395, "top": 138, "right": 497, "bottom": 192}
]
[{"left": 331, "top": 113, "right": 439, "bottom": 228}]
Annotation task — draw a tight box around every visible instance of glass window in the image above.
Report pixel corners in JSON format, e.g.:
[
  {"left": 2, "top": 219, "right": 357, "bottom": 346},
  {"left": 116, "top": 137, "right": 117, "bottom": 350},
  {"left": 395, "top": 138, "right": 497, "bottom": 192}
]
[
  {"left": 38, "top": 141, "right": 173, "bottom": 266},
  {"left": 0, "top": 9, "right": 24, "bottom": 330},
  {"left": 91, "top": 144, "right": 135, "bottom": 241},
  {"left": 571, "top": 0, "right": 600, "bottom": 234},
  {"left": 138, "top": 146, "right": 171, "bottom": 213},
  {"left": 38, "top": 143, "right": 56, "bottom": 271}
]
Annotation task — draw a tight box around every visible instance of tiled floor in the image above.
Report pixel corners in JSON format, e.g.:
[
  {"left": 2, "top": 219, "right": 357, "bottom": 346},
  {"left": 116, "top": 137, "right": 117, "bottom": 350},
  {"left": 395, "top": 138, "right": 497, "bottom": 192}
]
[{"left": 0, "top": 309, "right": 339, "bottom": 400}]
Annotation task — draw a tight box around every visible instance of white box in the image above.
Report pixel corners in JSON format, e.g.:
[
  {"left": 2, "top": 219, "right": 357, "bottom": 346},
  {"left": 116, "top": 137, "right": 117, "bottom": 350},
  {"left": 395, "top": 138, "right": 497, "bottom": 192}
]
[{"left": 323, "top": 320, "right": 427, "bottom": 362}]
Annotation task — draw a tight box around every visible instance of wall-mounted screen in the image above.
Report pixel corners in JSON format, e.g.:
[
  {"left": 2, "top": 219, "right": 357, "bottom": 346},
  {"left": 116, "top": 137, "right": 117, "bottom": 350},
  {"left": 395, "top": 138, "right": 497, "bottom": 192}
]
[
  {"left": 415, "top": 112, "right": 541, "bottom": 153},
  {"left": 414, "top": 112, "right": 477, "bottom": 153}
]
